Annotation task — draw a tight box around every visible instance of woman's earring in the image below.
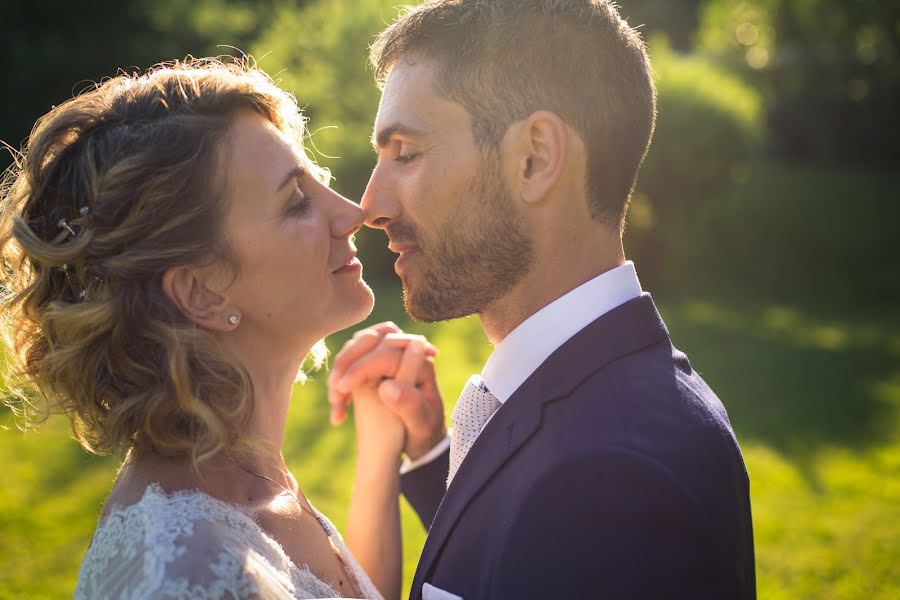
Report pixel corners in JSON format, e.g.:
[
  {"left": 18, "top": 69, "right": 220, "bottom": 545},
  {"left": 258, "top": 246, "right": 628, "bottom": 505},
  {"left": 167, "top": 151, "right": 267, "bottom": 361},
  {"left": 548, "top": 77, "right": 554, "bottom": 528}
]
[{"left": 228, "top": 314, "right": 240, "bottom": 326}]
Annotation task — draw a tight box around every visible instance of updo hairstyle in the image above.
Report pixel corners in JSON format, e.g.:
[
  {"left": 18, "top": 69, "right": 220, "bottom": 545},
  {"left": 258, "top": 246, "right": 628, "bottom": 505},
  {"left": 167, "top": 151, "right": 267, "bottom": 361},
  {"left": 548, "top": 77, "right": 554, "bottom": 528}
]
[{"left": 0, "top": 57, "right": 308, "bottom": 464}]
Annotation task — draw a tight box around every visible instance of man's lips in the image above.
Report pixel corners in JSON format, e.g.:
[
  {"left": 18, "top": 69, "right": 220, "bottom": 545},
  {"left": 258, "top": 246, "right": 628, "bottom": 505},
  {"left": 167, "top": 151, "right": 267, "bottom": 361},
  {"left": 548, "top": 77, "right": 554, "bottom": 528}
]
[
  {"left": 388, "top": 240, "right": 420, "bottom": 255},
  {"left": 389, "top": 241, "right": 421, "bottom": 276}
]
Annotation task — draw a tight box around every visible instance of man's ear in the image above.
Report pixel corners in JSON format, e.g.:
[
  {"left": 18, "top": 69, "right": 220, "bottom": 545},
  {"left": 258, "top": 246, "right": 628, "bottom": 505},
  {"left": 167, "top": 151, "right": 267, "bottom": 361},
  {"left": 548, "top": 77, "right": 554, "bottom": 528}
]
[
  {"left": 161, "top": 264, "right": 237, "bottom": 332},
  {"left": 515, "top": 111, "right": 568, "bottom": 205}
]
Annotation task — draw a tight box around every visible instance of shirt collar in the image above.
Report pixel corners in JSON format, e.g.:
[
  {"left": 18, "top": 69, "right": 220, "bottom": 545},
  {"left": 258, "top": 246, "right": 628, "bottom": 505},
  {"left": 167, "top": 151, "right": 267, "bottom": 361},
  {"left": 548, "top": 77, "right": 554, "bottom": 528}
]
[{"left": 480, "top": 261, "right": 642, "bottom": 403}]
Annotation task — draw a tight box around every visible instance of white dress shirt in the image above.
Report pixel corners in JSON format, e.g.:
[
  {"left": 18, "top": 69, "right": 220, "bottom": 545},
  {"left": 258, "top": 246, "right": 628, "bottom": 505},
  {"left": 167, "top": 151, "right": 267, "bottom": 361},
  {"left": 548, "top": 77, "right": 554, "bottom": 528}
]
[{"left": 400, "top": 261, "right": 643, "bottom": 474}]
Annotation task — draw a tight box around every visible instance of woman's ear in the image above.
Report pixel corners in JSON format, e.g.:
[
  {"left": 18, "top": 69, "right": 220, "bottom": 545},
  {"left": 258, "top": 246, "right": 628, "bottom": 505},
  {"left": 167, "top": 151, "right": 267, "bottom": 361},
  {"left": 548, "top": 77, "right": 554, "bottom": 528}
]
[
  {"left": 516, "top": 111, "right": 568, "bottom": 205},
  {"left": 161, "top": 264, "right": 238, "bottom": 332}
]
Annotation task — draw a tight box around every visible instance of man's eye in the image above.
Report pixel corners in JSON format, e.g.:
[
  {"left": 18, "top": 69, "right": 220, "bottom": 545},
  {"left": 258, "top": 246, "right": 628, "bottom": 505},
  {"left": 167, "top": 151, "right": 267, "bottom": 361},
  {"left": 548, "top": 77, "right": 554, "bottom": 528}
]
[{"left": 395, "top": 153, "right": 419, "bottom": 164}]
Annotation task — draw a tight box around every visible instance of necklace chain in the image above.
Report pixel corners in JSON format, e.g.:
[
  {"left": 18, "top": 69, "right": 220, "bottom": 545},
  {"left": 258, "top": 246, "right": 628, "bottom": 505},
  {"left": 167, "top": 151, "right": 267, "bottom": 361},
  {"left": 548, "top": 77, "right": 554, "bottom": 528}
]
[
  {"left": 227, "top": 456, "right": 360, "bottom": 595},
  {"left": 231, "top": 458, "right": 307, "bottom": 511}
]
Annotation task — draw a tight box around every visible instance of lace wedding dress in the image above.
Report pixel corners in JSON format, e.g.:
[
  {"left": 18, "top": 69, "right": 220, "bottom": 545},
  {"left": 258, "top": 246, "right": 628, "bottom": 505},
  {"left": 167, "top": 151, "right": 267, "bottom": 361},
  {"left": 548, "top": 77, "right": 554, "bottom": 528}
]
[{"left": 74, "top": 482, "right": 384, "bottom": 599}]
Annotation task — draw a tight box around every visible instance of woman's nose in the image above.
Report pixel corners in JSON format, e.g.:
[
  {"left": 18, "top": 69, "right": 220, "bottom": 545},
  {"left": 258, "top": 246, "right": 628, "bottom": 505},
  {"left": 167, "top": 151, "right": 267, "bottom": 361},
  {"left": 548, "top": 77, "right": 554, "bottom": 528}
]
[{"left": 330, "top": 191, "right": 364, "bottom": 239}]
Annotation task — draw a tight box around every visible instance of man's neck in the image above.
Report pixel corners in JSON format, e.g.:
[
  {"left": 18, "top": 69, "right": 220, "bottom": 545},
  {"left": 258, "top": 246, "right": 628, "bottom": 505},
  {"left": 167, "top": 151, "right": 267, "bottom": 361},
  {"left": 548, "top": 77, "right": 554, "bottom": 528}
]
[{"left": 480, "top": 246, "right": 625, "bottom": 345}]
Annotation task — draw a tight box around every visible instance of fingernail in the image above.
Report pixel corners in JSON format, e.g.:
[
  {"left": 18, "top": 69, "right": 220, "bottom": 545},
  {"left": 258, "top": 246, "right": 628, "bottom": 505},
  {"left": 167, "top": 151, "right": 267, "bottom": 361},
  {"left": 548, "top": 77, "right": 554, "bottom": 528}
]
[{"left": 330, "top": 409, "right": 339, "bottom": 425}]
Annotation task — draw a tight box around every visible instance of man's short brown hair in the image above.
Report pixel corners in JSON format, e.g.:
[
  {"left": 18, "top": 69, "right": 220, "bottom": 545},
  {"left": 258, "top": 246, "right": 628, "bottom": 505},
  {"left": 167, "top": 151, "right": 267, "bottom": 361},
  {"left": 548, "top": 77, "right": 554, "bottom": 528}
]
[{"left": 371, "top": 0, "right": 657, "bottom": 227}]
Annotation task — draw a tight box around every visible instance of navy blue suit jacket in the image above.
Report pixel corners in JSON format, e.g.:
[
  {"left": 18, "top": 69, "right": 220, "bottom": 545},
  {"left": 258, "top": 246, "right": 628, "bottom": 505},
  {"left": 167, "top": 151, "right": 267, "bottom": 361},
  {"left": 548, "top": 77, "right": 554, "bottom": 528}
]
[{"left": 401, "top": 294, "right": 755, "bottom": 599}]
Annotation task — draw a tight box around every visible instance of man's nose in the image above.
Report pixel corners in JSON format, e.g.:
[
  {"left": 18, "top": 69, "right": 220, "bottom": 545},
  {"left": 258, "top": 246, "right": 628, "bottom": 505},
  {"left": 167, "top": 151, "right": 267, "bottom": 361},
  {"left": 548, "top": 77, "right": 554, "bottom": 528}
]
[{"left": 360, "top": 164, "right": 396, "bottom": 230}]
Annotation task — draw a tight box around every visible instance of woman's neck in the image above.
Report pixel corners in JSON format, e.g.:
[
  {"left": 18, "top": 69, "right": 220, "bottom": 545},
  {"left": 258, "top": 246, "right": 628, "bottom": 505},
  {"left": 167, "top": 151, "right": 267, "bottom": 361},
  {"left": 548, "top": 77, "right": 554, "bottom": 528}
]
[
  {"left": 221, "top": 335, "right": 311, "bottom": 455},
  {"left": 120, "top": 445, "right": 294, "bottom": 508}
]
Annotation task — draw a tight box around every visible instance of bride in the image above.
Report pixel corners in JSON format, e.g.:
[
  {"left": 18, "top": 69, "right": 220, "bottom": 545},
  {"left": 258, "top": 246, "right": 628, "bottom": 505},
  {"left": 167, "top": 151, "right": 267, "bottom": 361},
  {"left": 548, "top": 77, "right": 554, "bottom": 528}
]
[{"left": 0, "top": 57, "right": 432, "bottom": 599}]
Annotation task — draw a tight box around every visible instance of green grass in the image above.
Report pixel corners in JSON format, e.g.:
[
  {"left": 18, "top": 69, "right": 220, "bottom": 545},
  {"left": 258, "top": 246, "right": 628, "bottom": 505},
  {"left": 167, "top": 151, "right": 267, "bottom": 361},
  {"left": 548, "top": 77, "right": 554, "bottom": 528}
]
[{"left": 660, "top": 296, "right": 900, "bottom": 599}]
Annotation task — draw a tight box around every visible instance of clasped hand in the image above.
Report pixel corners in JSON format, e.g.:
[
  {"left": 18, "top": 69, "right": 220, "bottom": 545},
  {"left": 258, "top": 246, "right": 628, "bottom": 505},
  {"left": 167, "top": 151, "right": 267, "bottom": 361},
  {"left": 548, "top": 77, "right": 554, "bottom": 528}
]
[{"left": 328, "top": 322, "right": 447, "bottom": 462}]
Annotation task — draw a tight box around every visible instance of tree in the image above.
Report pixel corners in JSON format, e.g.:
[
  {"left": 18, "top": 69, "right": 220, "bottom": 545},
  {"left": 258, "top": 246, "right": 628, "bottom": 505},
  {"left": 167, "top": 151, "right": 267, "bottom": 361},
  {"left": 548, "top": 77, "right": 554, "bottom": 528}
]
[
  {"left": 0, "top": 0, "right": 294, "bottom": 169},
  {"left": 697, "top": 0, "right": 900, "bottom": 166}
]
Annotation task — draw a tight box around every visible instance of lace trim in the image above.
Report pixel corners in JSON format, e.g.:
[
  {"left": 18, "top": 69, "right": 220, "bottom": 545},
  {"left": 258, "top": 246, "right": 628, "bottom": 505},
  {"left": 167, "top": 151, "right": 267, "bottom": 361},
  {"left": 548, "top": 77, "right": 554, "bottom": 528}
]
[{"left": 75, "top": 482, "right": 381, "bottom": 599}]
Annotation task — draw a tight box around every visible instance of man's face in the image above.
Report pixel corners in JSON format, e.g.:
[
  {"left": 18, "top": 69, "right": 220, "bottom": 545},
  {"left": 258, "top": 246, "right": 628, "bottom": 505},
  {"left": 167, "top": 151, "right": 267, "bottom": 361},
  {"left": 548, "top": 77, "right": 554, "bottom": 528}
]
[{"left": 362, "top": 60, "right": 533, "bottom": 321}]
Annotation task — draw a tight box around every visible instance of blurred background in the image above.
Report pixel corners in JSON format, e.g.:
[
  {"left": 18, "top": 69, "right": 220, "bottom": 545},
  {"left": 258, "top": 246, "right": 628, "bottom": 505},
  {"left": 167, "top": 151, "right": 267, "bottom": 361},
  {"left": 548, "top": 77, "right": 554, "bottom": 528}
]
[{"left": 1, "top": 0, "right": 898, "bottom": 598}]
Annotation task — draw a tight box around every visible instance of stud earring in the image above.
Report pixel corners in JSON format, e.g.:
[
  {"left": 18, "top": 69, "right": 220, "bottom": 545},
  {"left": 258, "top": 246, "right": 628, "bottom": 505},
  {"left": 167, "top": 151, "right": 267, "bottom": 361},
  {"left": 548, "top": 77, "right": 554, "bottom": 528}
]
[{"left": 228, "top": 314, "right": 240, "bottom": 326}]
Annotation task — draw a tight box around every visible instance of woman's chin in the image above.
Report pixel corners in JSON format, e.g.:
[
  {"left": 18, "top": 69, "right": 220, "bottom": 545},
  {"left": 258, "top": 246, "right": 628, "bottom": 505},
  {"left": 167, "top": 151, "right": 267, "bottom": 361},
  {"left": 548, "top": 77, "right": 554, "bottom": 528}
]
[
  {"left": 333, "top": 282, "right": 376, "bottom": 333},
  {"left": 354, "top": 282, "right": 376, "bottom": 322}
]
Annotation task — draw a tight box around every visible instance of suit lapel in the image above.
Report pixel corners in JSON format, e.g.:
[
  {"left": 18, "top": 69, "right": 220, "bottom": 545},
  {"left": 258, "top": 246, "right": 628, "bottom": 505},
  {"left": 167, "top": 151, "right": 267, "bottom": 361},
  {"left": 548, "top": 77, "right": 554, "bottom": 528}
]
[
  {"left": 412, "top": 373, "right": 546, "bottom": 594},
  {"left": 411, "top": 294, "right": 670, "bottom": 595}
]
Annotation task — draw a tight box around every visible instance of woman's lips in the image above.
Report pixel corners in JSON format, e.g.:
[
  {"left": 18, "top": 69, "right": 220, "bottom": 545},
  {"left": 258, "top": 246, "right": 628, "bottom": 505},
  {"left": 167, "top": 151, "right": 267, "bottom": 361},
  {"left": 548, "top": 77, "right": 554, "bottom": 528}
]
[{"left": 333, "top": 254, "right": 362, "bottom": 275}]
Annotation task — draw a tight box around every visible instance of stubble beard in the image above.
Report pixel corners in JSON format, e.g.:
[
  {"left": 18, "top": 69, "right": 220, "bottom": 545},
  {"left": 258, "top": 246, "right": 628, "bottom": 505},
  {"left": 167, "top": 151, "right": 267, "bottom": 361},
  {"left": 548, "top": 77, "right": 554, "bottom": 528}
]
[{"left": 398, "top": 159, "right": 535, "bottom": 322}]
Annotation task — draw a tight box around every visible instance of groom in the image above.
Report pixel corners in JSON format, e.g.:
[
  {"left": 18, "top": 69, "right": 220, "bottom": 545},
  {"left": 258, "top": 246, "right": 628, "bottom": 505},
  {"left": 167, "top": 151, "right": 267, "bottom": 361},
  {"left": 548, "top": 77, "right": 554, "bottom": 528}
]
[{"left": 330, "top": 1, "right": 756, "bottom": 598}]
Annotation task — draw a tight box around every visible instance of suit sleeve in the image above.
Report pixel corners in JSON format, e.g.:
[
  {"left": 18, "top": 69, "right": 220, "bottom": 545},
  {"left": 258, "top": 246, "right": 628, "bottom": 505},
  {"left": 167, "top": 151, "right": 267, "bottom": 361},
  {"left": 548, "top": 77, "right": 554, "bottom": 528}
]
[
  {"left": 490, "top": 448, "right": 738, "bottom": 599},
  {"left": 400, "top": 445, "right": 449, "bottom": 530}
]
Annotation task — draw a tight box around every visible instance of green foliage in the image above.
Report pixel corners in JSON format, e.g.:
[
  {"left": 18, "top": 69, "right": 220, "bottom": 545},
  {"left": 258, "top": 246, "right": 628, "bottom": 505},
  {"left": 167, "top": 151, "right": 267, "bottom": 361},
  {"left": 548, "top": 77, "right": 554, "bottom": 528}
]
[
  {"left": 638, "top": 39, "right": 763, "bottom": 215},
  {"left": 144, "top": 0, "right": 265, "bottom": 42},
  {"left": 1, "top": 1, "right": 898, "bottom": 597},
  {"left": 664, "top": 162, "right": 900, "bottom": 307},
  {"left": 626, "top": 39, "right": 763, "bottom": 285},
  {"left": 252, "top": 0, "right": 395, "bottom": 186},
  {"left": 659, "top": 296, "right": 900, "bottom": 599},
  {"left": 251, "top": 0, "right": 401, "bottom": 281},
  {"left": 695, "top": 0, "right": 900, "bottom": 164},
  {"left": 695, "top": 0, "right": 778, "bottom": 59},
  {"left": 0, "top": 0, "right": 291, "bottom": 171},
  {"left": 616, "top": 0, "right": 705, "bottom": 51}
]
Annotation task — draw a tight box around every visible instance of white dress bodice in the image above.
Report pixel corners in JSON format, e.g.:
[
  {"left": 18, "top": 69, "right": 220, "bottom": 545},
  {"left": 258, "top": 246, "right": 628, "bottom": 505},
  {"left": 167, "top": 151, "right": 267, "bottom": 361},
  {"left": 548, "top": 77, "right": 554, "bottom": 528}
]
[{"left": 74, "top": 482, "right": 383, "bottom": 599}]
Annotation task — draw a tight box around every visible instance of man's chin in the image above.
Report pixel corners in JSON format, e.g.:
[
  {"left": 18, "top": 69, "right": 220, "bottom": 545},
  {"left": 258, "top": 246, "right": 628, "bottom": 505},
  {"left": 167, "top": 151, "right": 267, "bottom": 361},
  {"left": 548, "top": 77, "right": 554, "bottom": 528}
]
[
  {"left": 401, "top": 284, "right": 432, "bottom": 322},
  {"left": 402, "top": 283, "right": 476, "bottom": 323}
]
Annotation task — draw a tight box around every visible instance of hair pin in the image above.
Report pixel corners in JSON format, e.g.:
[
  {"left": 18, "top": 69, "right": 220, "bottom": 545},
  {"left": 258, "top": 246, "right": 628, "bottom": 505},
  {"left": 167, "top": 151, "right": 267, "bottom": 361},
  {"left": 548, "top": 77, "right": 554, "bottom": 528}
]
[{"left": 58, "top": 218, "right": 76, "bottom": 238}]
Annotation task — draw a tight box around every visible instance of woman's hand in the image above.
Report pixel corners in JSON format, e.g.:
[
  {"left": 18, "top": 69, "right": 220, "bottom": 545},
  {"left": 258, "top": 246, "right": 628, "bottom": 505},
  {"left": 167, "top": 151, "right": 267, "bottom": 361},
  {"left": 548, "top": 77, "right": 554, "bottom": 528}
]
[
  {"left": 342, "top": 324, "right": 433, "bottom": 600},
  {"left": 351, "top": 383, "right": 406, "bottom": 464}
]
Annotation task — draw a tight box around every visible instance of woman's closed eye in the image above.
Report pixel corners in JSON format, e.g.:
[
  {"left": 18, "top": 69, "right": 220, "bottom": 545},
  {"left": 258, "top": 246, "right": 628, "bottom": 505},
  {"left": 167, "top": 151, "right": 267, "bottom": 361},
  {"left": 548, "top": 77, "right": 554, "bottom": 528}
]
[{"left": 285, "top": 184, "right": 311, "bottom": 216}]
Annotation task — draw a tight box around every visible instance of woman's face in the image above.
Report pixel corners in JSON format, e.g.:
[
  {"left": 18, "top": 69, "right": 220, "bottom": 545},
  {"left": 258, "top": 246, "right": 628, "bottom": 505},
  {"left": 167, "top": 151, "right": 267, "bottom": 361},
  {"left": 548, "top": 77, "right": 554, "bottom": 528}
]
[{"left": 220, "top": 110, "right": 373, "bottom": 356}]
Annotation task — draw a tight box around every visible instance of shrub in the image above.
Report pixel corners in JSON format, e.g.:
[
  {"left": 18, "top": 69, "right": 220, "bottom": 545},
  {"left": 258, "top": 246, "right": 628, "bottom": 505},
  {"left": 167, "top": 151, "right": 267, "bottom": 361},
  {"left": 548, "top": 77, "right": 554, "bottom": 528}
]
[
  {"left": 626, "top": 40, "right": 764, "bottom": 285},
  {"left": 673, "top": 162, "right": 900, "bottom": 306},
  {"left": 637, "top": 39, "right": 763, "bottom": 217}
]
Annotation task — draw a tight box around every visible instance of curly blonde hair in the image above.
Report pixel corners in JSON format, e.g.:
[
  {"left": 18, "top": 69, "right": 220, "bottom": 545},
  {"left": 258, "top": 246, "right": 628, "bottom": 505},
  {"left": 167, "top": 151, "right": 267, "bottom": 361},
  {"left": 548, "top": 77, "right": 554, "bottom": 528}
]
[{"left": 0, "top": 57, "right": 311, "bottom": 464}]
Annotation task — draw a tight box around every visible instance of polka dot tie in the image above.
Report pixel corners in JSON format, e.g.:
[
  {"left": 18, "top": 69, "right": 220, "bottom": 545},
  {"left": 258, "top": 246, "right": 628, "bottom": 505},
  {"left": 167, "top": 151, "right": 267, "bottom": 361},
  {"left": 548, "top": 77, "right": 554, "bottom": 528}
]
[{"left": 447, "top": 375, "right": 502, "bottom": 488}]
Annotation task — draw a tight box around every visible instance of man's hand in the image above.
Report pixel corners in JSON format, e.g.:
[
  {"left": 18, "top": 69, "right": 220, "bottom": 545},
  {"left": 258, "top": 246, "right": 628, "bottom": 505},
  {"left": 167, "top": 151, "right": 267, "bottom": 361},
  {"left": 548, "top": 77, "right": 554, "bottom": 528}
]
[{"left": 329, "top": 322, "right": 448, "bottom": 461}]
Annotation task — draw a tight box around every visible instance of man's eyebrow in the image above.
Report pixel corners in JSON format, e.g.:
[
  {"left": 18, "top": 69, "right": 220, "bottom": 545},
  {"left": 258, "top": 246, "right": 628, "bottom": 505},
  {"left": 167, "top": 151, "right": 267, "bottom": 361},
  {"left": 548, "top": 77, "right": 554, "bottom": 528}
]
[
  {"left": 371, "top": 123, "right": 427, "bottom": 150},
  {"left": 276, "top": 166, "right": 305, "bottom": 192}
]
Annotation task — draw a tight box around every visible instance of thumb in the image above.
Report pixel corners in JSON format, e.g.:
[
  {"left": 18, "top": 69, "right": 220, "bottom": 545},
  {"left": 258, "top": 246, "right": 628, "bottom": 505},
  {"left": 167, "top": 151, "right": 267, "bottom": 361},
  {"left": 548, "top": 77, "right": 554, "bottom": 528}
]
[{"left": 378, "top": 379, "right": 432, "bottom": 437}]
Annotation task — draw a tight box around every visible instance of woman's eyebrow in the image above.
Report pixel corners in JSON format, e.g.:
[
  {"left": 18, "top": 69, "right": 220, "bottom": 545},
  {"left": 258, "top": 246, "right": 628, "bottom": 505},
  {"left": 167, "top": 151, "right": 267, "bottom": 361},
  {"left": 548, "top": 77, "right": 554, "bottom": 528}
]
[{"left": 275, "top": 166, "right": 305, "bottom": 192}]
